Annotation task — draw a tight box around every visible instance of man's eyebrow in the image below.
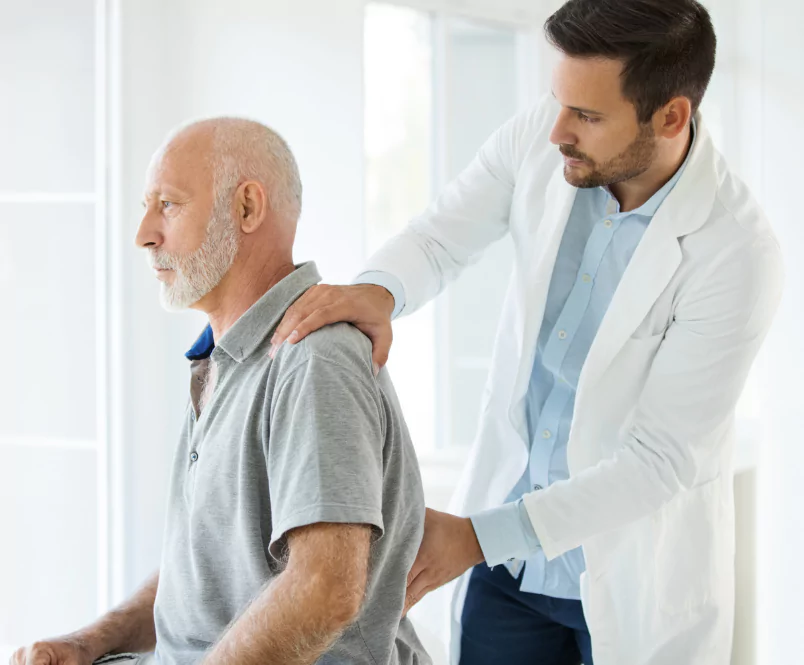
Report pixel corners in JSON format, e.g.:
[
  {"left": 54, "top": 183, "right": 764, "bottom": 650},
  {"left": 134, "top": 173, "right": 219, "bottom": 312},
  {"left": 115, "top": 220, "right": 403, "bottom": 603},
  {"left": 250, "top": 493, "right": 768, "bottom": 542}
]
[{"left": 551, "top": 91, "right": 605, "bottom": 116}]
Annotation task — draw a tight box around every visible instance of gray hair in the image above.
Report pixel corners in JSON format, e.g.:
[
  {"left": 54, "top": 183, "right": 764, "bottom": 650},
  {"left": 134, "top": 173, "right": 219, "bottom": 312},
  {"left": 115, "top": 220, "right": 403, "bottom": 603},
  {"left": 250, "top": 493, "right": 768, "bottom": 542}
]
[{"left": 159, "top": 117, "right": 303, "bottom": 223}]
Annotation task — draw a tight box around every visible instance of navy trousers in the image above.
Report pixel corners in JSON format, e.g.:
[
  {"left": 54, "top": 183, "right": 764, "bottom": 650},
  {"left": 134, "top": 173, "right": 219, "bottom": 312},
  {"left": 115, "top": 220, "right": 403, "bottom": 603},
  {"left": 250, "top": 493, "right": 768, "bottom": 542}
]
[{"left": 460, "top": 564, "right": 593, "bottom": 665}]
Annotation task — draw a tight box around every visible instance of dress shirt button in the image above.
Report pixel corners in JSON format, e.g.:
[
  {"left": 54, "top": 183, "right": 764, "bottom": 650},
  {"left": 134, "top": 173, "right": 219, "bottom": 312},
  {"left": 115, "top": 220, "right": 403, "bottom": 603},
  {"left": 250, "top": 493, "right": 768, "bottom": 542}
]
[
  {"left": 533, "top": 484, "right": 543, "bottom": 491},
  {"left": 558, "top": 330, "right": 567, "bottom": 340},
  {"left": 582, "top": 273, "right": 592, "bottom": 283},
  {"left": 603, "top": 219, "right": 613, "bottom": 228},
  {"left": 542, "top": 429, "right": 552, "bottom": 439},
  {"left": 190, "top": 451, "right": 199, "bottom": 463}
]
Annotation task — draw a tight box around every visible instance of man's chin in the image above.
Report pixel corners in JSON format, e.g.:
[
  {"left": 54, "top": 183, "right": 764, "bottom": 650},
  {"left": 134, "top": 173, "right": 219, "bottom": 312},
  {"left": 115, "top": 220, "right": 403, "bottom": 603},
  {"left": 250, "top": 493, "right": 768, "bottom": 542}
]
[
  {"left": 563, "top": 165, "right": 603, "bottom": 189},
  {"left": 159, "top": 286, "right": 203, "bottom": 313},
  {"left": 563, "top": 167, "right": 584, "bottom": 188}
]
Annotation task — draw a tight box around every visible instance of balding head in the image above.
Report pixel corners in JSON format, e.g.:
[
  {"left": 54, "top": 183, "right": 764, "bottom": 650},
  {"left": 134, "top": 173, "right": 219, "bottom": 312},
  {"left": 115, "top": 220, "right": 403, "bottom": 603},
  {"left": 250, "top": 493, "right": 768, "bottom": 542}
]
[
  {"left": 149, "top": 117, "right": 303, "bottom": 224},
  {"left": 137, "top": 117, "right": 303, "bottom": 313}
]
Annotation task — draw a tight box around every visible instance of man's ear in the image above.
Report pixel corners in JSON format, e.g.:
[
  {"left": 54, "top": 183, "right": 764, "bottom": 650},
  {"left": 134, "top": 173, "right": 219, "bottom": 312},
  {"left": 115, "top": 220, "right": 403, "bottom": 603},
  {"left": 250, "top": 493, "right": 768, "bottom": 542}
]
[
  {"left": 235, "top": 180, "right": 268, "bottom": 234},
  {"left": 655, "top": 96, "right": 693, "bottom": 139}
]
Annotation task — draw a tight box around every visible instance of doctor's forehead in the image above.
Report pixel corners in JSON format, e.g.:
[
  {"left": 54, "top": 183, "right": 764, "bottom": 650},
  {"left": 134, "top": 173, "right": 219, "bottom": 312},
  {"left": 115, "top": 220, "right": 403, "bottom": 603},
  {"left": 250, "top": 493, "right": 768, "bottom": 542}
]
[{"left": 552, "top": 55, "right": 630, "bottom": 112}]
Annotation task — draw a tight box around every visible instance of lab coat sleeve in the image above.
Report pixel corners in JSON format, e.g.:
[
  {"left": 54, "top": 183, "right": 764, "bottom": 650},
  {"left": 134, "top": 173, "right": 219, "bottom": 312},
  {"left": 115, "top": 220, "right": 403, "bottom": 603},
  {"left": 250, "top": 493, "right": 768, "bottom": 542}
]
[
  {"left": 360, "top": 96, "right": 556, "bottom": 317},
  {"left": 522, "top": 233, "right": 784, "bottom": 560}
]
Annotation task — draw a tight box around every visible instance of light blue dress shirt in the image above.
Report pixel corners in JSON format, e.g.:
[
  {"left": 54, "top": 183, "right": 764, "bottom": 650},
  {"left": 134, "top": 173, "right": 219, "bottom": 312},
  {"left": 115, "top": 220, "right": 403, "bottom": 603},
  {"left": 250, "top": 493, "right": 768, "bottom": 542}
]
[{"left": 358, "top": 123, "right": 695, "bottom": 601}]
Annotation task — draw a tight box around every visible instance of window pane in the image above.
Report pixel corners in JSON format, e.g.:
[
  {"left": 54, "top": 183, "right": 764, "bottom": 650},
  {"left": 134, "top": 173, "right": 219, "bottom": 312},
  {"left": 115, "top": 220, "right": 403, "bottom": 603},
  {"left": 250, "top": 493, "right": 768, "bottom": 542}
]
[
  {"left": 0, "top": 445, "right": 97, "bottom": 647},
  {"left": 443, "top": 18, "right": 519, "bottom": 177},
  {"left": 0, "top": 1, "right": 95, "bottom": 192},
  {"left": 365, "top": 3, "right": 436, "bottom": 452},
  {"left": 440, "top": 18, "right": 519, "bottom": 447},
  {"left": 0, "top": 204, "right": 97, "bottom": 440}
]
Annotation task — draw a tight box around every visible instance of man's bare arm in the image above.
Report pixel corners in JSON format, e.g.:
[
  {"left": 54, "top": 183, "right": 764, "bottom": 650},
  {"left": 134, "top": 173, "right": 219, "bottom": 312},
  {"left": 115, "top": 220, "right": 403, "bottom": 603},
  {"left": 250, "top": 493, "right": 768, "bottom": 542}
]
[
  {"left": 80, "top": 572, "right": 160, "bottom": 658},
  {"left": 11, "top": 573, "right": 159, "bottom": 665},
  {"left": 202, "top": 523, "right": 371, "bottom": 665}
]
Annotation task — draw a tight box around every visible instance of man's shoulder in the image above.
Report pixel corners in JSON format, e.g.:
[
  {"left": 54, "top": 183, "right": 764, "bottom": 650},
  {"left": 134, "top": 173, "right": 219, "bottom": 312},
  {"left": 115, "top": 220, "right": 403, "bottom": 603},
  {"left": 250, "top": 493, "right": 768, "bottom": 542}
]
[{"left": 273, "top": 322, "right": 375, "bottom": 385}]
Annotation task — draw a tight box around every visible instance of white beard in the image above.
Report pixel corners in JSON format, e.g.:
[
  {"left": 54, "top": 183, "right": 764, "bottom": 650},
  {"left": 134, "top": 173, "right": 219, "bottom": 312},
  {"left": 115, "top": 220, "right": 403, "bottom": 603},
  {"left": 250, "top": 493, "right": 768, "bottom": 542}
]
[{"left": 149, "top": 194, "right": 240, "bottom": 311}]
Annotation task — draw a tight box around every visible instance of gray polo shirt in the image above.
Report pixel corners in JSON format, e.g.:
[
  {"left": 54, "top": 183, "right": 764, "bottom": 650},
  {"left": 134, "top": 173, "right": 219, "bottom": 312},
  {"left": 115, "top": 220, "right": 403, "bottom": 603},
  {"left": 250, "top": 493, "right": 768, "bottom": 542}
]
[{"left": 153, "top": 262, "right": 430, "bottom": 665}]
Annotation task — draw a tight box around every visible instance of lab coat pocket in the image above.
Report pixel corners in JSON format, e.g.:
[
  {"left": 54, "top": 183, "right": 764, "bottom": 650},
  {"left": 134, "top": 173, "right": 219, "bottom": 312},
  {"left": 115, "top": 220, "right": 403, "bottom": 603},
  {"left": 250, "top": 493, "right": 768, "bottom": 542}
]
[{"left": 652, "top": 475, "right": 730, "bottom": 615}]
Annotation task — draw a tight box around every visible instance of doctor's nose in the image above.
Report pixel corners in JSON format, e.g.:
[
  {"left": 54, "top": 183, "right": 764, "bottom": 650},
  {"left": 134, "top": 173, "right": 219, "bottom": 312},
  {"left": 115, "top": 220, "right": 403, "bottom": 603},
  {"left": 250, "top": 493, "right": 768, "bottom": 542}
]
[{"left": 549, "top": 111, "right": 576, "bottom": 147}]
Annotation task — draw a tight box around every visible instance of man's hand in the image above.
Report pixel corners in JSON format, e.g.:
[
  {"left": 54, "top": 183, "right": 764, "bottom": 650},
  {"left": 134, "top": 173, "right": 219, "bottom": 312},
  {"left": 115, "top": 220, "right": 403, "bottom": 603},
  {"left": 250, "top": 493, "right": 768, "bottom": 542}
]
[
  {"left": 10, "top": 637, "right": 94, "bottom": 665},
  {"left": 405, "top": 508, "right": 485, "bottom": 614},
  {"left": 269, "top": 284, "right": 395, "bottom": 371},
  {"left": 10, "top": 574, "right": 159, "bottom": 665}
]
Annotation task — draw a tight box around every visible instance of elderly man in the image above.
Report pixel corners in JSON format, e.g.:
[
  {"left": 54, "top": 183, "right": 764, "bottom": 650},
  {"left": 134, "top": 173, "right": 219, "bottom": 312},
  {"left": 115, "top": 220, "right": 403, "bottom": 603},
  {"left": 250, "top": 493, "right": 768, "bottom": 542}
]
[{"left": 11, "top": 118, "right": 431, "bottom": 665}]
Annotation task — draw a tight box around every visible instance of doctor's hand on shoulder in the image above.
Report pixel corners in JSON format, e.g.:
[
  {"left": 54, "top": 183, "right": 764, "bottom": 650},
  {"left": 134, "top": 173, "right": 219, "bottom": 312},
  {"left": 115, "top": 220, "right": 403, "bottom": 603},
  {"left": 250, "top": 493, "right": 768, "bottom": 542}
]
[
  {"left": 404, "top": 508, "right": 485, "bottom": 615},
  {"left": 270, "top": 283, "right": 395, "bottom": 372}
]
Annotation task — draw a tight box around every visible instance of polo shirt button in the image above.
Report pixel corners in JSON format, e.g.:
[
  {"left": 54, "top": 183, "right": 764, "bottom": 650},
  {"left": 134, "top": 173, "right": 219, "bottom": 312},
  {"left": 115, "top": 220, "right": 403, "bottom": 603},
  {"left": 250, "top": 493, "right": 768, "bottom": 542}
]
[{"left": 190, "top": 451, "right": 199, "bottom": 463}]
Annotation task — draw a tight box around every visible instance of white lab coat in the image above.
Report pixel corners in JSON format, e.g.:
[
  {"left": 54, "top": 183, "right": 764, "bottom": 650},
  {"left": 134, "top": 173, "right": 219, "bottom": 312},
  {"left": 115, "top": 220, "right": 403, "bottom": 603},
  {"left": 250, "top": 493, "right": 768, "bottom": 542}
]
[{"left": 363, "top": 97, "right": 783, "bottom": 665}]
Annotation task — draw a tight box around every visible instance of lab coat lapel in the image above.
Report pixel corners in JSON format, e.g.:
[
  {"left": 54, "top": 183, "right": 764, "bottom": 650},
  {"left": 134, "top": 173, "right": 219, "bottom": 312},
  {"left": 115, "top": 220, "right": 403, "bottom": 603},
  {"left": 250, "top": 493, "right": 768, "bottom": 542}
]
[
  {"left": 577, "top": 113, "right": 718, "bottom": 397},
  {"left": 577, "top": 211, "right": 682, "bottom": 395}
]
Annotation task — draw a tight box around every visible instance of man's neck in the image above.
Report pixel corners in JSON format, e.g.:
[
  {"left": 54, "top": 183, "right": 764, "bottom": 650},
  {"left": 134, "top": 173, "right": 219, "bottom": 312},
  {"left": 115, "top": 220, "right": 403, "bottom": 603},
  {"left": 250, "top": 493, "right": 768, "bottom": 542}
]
[
  {"left": 201, "top": 256, "right": 296, "bottom": 343},
  {"left": 609, "top": 125, "right": 693, "bottom": 213}
]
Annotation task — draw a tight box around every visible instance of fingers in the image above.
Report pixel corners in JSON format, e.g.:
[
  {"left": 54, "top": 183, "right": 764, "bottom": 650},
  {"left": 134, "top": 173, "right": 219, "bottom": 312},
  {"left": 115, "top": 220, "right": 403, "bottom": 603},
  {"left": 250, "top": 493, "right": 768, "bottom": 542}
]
[
  {"left": 23, "top": 643, "right": 53, "bottom": 665},
  {"left": 269, "top": 283, "right": 397, "bottom": 370},
  {"left": 368, "top": 324, "right": 393, "bottom": 372},
  {"left": 404, "top": 571, "right": 435, "bottom": 615},
  {"left": 287, "top": 306, "right": 345, "bottom": 343},
  {"left": 271, "top": 305, "right": 349, "bottom": 358},
  {"left": 271, "top": 287, "right": 328, "bottom": 349},
  {"left": 406, "top": 556, "right": 426, "bottom": 587}
]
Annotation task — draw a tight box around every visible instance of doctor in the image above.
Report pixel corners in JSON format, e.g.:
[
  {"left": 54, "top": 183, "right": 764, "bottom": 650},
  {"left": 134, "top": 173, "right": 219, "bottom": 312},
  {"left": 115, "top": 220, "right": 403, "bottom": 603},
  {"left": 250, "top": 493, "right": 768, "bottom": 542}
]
[{"left": 271, "top": 0, "right": 783, "bottom": 663}]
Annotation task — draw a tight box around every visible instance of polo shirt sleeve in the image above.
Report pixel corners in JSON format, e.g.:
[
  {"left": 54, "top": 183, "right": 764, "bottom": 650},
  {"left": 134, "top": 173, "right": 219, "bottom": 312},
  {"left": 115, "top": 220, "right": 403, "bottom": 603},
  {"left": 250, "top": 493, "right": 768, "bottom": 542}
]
[{"left": 266, "top": 352, "right": 385, "bottom": 560}]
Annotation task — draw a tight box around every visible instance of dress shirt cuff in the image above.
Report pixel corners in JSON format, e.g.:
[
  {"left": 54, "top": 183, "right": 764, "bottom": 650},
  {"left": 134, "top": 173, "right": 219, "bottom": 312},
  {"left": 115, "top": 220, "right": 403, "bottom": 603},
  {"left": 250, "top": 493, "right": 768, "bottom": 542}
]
[
  {"left": 353, "top": 271, "right": 406, "bottom": 320},
  {"left": 470, "top": 499, "right": 542, "bottom": 568}
]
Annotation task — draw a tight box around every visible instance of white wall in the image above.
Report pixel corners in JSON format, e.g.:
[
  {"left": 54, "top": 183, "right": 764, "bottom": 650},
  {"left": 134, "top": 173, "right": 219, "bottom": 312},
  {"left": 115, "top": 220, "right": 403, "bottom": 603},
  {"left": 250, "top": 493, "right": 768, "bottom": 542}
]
[
  {"left": 114, "top": 0, "right": 366, "bottom": 596},
  {"left": 757, "top": 0, "right": 804, "bottom": 662}
]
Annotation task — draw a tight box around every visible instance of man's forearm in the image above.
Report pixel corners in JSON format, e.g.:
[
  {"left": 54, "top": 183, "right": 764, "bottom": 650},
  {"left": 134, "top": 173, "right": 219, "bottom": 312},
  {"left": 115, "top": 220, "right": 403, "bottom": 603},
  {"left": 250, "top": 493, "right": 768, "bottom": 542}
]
[
  {"left": 202, "top": 567, "right": 354, "bottom": 665},
  {"left": 72, "top": 572, "right": 160, "bottom": 660},
  {"left": 203, "top": 524, "right": 370, "bottom": 665}
]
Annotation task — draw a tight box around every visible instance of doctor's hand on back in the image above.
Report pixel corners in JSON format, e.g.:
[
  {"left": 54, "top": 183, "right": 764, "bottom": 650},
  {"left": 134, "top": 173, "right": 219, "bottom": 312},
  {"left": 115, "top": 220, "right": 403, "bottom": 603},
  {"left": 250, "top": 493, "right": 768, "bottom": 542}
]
[{"left": 271, "top": 284, "right": 488, "bottom": 613}]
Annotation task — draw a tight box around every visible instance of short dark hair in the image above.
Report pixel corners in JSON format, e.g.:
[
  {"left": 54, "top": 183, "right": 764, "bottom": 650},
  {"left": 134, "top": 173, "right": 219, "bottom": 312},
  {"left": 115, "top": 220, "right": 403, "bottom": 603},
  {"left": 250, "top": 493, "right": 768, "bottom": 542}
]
[{"left": 544, "top": 0, "right": 716, "bottom": 123}]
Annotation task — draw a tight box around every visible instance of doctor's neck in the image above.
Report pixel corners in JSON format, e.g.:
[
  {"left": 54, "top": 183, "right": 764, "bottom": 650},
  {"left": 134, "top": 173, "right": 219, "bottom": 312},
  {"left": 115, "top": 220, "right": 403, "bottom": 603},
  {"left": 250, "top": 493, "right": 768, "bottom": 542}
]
[{"left": 607, "top": 123, "right": 693, "bottom": 214}]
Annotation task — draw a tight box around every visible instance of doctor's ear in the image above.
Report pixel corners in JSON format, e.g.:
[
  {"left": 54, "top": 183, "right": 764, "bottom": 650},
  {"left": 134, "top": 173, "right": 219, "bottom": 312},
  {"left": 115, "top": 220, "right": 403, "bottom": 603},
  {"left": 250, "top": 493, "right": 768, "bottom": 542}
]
[{"left": 654, "top": 97, "right": 693, "bottom": 139}]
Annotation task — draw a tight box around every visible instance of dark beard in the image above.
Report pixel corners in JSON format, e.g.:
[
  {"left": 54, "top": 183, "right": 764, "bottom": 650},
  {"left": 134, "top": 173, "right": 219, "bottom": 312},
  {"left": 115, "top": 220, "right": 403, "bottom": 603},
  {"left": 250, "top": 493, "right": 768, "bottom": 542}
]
[{"left": 561, "top": 122, "right": 657, "bottom": 189}]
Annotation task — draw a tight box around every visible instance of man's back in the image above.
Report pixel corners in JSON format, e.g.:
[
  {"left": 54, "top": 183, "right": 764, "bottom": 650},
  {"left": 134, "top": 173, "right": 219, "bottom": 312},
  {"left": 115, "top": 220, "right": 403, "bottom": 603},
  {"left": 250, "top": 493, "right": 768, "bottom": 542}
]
[{"left": 154, "top": 262, "right": 430, "bottom": 665}]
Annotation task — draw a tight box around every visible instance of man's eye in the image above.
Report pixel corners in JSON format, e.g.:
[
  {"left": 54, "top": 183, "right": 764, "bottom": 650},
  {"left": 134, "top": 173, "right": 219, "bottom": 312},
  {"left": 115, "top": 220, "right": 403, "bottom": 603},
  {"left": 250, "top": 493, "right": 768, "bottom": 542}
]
[
  {"left": 161, "top": 201, "right": 174, "bottom": 209},
  {"left": 577, "top": 111, "right": 599, "bottom": 124}
]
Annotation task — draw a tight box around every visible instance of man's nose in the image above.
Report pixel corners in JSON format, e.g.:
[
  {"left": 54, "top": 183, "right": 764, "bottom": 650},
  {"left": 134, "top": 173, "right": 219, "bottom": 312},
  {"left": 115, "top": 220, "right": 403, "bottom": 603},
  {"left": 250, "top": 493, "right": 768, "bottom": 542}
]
[
  {"left": 135, "top": 209, "right": 163, "bottom": 249},
  {"left": 548, "top": 110, "right": 576, "bottom": 147}
]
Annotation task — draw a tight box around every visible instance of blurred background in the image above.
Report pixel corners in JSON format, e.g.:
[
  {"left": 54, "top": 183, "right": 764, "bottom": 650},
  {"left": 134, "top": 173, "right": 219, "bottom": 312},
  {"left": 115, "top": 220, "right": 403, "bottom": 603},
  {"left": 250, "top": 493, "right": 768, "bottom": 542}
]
[{"left": 0, "top": 1, "right": 801, "bottom": 664}]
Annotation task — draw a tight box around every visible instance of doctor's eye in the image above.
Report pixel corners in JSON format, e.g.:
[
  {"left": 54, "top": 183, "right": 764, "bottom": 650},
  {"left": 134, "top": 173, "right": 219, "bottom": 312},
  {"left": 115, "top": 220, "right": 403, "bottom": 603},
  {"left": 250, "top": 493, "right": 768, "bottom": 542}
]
[{"left": 577, "top": 111, "right": 599, "bottom": 124}]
